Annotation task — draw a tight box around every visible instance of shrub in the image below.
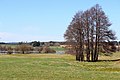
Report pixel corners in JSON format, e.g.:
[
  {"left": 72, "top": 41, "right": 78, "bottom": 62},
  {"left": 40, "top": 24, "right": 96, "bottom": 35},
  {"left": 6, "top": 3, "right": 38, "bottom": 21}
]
[
  {"left": 35, "top": 47, "right": 43, "bottom": 53},
  {"left": 6, "top": 46, "right": 13, "bottom": 54},
  {"left": 41, "top": 46, "right": 56, "bottom": 53},
  {"left": 15, "top": 44, "right": 33, "bottom": 54}
]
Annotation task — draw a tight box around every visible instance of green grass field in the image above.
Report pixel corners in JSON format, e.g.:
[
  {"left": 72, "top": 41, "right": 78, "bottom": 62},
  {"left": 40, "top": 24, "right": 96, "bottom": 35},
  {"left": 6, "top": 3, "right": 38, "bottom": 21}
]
[
  {"left": 0, "top": 53, "right": 120, "bottom": 80},
  {"left": 50, "top": 46, "right": 66, "bottom": 51}
]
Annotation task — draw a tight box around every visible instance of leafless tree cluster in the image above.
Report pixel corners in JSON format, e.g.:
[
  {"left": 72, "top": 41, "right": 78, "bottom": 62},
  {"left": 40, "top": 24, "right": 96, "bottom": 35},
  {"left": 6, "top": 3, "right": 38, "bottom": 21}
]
[
  {"left": 0, "top": 45, "right": 34, "bottom": 54},
  {"left": 64, "top": 4, "right": 116, "bottom": 62},
  {"left": 0, "top": 45, "right": 56, "bottom": 54},
  {"left": 15, "top": 44, "right": 34, "bottom": 54}
]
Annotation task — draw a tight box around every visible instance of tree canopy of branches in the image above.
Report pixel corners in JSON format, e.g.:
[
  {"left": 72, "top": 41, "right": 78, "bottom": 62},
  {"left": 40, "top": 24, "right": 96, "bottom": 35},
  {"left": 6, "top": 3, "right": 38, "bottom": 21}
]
[{"left": 64, "top": 4, "right": 116, "bottom": 62}]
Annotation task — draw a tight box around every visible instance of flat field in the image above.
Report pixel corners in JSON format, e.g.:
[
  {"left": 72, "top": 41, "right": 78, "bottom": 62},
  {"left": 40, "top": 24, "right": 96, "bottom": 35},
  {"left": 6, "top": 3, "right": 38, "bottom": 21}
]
[
  {"left": 50, "top": 46, "right": 66, "bottom": 51},
  {"left": 0, "top": 52, "right": 120, "bottom": 80}
]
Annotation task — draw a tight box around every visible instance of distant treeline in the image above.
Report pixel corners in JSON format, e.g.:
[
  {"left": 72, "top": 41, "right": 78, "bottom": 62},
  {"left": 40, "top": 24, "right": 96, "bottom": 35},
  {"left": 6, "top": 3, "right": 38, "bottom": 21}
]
[
  {"left": 0, "top": 41, "right": 66, "bottom": 47},
  {"left": 0, "top": 41, "right": 120, "bottom": 47}
]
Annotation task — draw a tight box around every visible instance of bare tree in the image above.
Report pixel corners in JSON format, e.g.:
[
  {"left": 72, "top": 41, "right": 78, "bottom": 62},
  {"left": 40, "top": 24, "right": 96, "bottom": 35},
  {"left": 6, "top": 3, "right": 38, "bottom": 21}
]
[
  {"left": 64, "top": 11, "right": 85, "bottom": 61},
  {"left": 16, "top": 44, "right": 33, "bottom": 54},
  {"left": 64, "top": 4, "right": 116, "bottom": 62}
]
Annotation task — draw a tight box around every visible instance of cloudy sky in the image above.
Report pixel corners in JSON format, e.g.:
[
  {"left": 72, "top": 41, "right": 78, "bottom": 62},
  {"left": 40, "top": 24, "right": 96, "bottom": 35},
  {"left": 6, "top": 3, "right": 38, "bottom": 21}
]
[{"left": 0, "top": 0, "right": 120, "bottom": 42}]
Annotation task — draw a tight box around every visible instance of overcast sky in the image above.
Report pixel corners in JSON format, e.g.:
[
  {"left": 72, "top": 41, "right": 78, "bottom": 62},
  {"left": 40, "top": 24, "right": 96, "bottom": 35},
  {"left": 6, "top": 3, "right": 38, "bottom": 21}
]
[{"left": 0, "top": 0, "right": 120, "bottom": 42}]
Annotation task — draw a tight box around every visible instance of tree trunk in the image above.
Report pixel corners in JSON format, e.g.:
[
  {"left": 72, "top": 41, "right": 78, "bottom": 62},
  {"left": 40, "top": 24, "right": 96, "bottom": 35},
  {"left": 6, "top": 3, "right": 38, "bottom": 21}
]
[
  {"left": 22, "top": 51, "right": 25, "bottom": 54},
  {"left": 76, "top": 50, "right": 80, "bottom": 61}
]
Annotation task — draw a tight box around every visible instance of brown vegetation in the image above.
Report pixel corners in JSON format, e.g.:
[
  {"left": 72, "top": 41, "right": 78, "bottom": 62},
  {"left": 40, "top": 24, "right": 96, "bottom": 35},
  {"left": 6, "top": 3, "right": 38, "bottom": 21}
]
[
  {"left": 41, "top": 46, "right": 56, "bottom": 53},
  {"left": 0, "top": 45, "right": 56, "bottom": 54}
]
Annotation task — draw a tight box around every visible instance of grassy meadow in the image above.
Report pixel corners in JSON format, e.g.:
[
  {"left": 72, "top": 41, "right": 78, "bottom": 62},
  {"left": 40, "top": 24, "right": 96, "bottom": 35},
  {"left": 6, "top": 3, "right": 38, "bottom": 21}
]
[
  {"left": 50, "top": 46, "right": 66, "bottom": 51},
  {"left": 0, "top": 52, "right": 120, "bottom": 80}
]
